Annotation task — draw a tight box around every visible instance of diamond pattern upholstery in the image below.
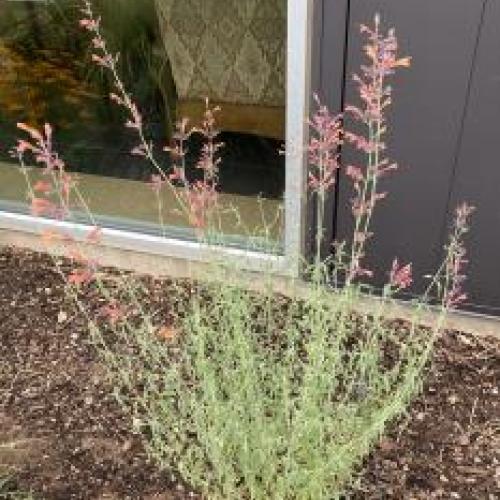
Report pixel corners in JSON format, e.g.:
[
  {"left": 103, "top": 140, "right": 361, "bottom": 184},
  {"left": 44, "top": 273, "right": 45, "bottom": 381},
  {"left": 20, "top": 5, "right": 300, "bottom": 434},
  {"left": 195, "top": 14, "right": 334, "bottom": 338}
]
[{"left": 155, "top": 0, "right": 286, "bottom": 108}]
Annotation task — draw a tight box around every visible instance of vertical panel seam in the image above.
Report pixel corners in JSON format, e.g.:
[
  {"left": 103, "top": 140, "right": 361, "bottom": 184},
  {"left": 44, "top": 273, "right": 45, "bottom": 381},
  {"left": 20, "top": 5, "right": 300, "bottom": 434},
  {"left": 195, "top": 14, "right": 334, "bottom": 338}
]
[
  {"left": 436, "top": 0, "right": 488, "bottom": 259},
  {"left": 307, "top": 0, "right": 327, "bottom": 261},
  {"left": 332, "top": 0, "right": 352, "bottom": 243}
]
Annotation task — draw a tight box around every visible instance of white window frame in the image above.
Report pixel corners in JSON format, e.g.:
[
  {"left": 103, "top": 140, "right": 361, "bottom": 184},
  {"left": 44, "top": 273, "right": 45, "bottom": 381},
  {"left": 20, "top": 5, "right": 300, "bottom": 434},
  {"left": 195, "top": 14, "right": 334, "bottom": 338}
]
[{"left": 0, "top": 0, "right": 314, "bottom": 277}]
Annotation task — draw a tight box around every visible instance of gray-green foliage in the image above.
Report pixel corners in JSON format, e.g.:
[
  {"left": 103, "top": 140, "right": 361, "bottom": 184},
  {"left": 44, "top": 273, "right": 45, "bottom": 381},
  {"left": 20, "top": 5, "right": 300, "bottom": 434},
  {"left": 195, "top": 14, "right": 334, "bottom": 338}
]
[{"left": 92, "top": 268, "right": 434, "bottom": 500}]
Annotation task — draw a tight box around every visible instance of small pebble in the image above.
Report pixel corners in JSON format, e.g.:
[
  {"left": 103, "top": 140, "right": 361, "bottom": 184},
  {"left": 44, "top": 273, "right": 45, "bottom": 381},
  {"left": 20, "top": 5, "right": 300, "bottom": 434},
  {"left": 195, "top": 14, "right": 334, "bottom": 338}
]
[
  {"left": 458, "top": 434, "right": 470, "bottom": 446},
  {"left": 58, "top": 310, "right": 68, "bottom": 323}
]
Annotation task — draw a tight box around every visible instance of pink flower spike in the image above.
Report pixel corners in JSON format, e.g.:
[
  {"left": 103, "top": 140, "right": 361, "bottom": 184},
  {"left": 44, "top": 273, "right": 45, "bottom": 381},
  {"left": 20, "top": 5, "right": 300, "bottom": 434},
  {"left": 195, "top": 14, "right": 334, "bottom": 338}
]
[
  {"left": 30, "top": 198, "right": 55, "bottom": 217},
  {"left": 91, "top": 53, "right": 112, "bottom": 68},
  {"left": 33, "top": 180, "right": 52, "bottom": 194},
  {"left": 447, "top": 293, "right": 468, "bottom": 307},
  {"left": 443, "top": 202, "right": 474, "bottom": 309},
  {"left": 100, "top": 301, "right": 128, "bottom": 326},
  {"left": 455, "top": 202, "right": 475, "bottom": 227},
  {"left": 346, "top": 165, "right": 364, "bottom": 183},
  {"left": 68, "top": 267, "right": 94, "bottom": 286},
  {"left": 79, "top": 18, "right": 93, "bottom": 29},
  {"left": 79, "top": 16, "right": 99, "bottom": 32},
  {"left": 389, "top": 259, "right": 413, "bottom": 290},
  {"left": 15, "top": 140, "right": 33, "bottom": 155}
]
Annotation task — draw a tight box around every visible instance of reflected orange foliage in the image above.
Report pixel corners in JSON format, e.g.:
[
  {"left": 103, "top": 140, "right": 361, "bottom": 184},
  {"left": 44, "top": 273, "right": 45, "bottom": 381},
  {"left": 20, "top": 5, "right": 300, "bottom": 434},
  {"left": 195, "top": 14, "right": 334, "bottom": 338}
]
[{"left": 0, "top": 43, "right": 98, "bottom": 128}]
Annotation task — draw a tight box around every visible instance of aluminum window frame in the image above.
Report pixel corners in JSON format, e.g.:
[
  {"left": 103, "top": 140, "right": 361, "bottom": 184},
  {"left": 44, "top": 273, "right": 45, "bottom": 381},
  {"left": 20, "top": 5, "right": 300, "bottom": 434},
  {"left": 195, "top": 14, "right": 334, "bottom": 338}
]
[{"left": 0, "top": 0, "right": 314, "bottom": 277}]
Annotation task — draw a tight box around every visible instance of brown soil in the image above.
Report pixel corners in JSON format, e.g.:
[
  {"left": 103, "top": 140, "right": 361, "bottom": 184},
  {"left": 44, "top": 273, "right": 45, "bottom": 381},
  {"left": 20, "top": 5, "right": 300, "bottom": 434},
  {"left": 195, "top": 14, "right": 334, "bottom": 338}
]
[{"left": 0, "top": 247, "right": 498, "bottom": 499}]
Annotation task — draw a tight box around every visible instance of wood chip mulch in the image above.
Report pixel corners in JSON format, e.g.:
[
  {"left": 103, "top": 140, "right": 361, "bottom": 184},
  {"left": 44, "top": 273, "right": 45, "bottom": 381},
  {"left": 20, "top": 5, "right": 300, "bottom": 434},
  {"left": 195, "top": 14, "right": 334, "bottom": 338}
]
[{"left": 0, "top": 247, "right": 498, "bottom": 499}]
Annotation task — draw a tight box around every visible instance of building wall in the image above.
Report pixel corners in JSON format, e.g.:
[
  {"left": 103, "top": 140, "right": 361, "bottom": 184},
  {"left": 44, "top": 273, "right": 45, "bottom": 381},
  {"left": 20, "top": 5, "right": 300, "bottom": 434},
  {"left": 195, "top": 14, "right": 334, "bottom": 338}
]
[{"left": 318, "top": 0, "right": 500, "bottom": 314}]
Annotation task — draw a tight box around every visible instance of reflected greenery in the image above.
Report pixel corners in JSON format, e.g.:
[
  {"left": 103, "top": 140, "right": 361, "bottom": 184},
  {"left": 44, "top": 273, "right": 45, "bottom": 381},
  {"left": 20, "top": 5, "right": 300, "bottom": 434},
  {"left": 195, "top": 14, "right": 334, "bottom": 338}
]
[{"left": 0, "top": 0, "right": 172, "bottom": 171}]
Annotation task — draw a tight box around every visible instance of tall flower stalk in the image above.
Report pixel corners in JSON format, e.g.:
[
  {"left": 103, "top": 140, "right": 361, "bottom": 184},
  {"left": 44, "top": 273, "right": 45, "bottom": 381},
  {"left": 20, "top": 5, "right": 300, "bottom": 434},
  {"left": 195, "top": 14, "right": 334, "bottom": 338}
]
[
  {"left": 442, "top": 203, "right": 475, "bottom": 309},
  {"left": 13, "top": 122, "right": 101, "bottom": 285},
  {"left": 344, "top": 15, "right": 411, "bottom": 284},
  {"left": 307, "top": 95, "right": 343, "bottom": 279}
]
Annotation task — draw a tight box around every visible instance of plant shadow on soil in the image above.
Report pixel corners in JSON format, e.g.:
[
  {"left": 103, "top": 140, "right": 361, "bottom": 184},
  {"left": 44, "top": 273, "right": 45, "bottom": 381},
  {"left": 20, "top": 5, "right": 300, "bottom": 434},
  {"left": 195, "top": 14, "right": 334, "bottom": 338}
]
[{"left": 0, "top": 247, "right": 498, "bottom": 499}]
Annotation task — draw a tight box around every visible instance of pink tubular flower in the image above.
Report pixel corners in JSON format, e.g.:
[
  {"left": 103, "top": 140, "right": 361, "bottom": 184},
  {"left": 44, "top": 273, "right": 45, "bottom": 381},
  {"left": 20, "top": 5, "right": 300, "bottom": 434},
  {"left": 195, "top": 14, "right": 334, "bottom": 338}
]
[
  {"left": 30, "top": 198, "right": 55, "bottom": 217},
  {"left": 100, "top": 301, "right": 128, "bottom": 326},
  {"left": 389, "top": 259, "right": 413, "bottom": 290},
  {"left": 79, "top": 18, "right": 99, "bottom": 31},
  {"left": 15, "top": 140, "right": 33, "bottom": 155},
  {"left": 33, "top": 180, "right": 52, "bottom": 194},
  {"left": 91, "top": 53, "right": 113, "bottom": 68},
  {"left": 109, "top": 93, "right": 124, "bottom": 106},
  {"left": 67, "top": 252, "right": 98, "bottom": 286},
  {"left": 68, "top": 267, "right": 95, "bottom": 286},
  {"left": 346, "top": 165, "right": 364, "bottom": 184},
  {"left": 171, "top": 117, "right": 191, "bottom": 144},
  {"left": 353, "top": 230, "right": 373, "bottom": 245}
]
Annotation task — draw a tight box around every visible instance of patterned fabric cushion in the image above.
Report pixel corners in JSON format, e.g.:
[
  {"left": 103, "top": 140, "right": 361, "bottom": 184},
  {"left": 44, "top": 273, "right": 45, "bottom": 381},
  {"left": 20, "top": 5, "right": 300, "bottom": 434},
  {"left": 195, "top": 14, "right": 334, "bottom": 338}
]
[{"left": 155, "top": 0, "right": 286, "bottom": 108}]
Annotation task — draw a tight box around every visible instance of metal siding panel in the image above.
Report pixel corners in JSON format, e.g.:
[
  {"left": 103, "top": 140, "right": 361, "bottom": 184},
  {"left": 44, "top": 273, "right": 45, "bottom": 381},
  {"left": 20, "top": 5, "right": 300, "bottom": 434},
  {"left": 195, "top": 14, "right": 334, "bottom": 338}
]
[
  {"left": 446, "top": 0, "right": 500, "bottom": 314},
  {"left": 320, "top": 0, "right": 350, "bottom": 113},
  {"left": 336, "top": 0, "right": 485, "bottom": 291}
]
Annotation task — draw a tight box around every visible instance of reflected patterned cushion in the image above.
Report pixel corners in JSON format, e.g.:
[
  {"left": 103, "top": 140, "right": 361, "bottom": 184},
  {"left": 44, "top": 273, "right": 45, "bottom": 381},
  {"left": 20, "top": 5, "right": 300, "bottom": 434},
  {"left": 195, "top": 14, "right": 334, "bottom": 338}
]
[{"left": 155, "top": 0, "right": 286, "bottom": 108}]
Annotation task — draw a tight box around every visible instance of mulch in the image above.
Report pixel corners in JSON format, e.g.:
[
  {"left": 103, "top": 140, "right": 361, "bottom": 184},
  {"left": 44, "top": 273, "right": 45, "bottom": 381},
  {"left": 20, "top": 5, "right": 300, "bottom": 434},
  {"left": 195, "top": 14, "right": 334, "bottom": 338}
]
[{"left": 0, "top": 247, "right": 498, "bottom": 499}]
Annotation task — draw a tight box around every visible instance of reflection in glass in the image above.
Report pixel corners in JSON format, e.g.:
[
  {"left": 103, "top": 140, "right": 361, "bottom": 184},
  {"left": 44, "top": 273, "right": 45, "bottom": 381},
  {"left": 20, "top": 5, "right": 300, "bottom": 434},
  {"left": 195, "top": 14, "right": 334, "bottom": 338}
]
[{"left": 0, "top": 0, "right": 286, "bottom": 247}]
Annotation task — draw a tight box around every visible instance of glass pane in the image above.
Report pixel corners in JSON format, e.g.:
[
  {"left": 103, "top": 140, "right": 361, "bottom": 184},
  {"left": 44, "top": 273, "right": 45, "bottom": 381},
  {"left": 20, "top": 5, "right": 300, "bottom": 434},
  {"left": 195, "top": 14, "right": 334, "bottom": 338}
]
[{"left": 0, "top": 0, "right": 286, "bottom": 249}]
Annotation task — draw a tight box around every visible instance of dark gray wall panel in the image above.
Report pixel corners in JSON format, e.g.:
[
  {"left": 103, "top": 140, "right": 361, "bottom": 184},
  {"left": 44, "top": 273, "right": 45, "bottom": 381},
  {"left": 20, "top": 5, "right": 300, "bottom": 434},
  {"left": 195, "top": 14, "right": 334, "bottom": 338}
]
[
  {"left": 318, "top": 0, "right": 350, "bottom": 113},
  {"left": 320, "top": 0, "right": 350, "bottom": 257},
  {"left": 446, "top": 0, "right": 500, "bottom": 314},
  {"left": 307, "top": 0, "right": 350, "bottom": 260},
  {"left": 335, "top": 0, "right": 486, "bottom": 290}
]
